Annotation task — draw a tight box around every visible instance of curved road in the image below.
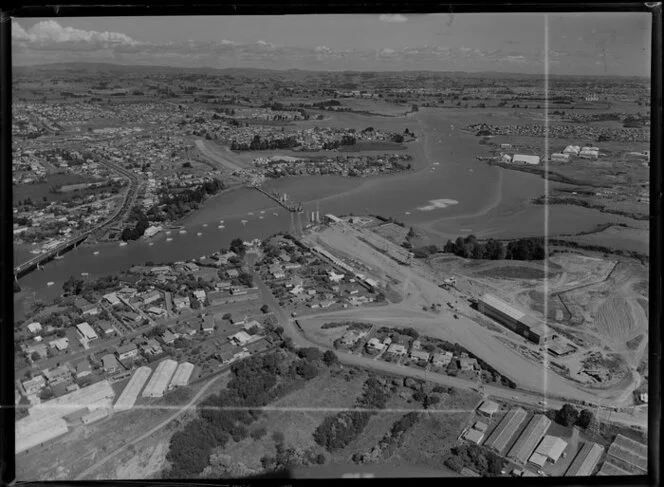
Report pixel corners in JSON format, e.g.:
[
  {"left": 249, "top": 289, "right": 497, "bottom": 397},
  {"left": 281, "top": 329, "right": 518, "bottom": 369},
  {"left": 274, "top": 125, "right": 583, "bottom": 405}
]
[
  {"left": 252, "top": 271, "right": 646, "bottom": 429},
  {"left": 75, "top": 372, "right": 227, "bottom": 480}
]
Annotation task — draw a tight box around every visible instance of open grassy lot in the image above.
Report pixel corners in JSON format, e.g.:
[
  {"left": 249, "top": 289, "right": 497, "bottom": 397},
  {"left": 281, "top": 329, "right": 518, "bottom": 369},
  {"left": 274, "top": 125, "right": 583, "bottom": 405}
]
[{"left": 214, "top": 369, "right": 368, "bottom": 470}]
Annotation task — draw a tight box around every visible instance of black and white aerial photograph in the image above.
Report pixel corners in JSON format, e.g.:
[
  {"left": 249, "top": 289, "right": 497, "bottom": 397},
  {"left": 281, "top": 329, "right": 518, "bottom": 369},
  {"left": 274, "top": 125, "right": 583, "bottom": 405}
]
[{"left": 9, "top": 8, "right": 654, "bottom": 481}]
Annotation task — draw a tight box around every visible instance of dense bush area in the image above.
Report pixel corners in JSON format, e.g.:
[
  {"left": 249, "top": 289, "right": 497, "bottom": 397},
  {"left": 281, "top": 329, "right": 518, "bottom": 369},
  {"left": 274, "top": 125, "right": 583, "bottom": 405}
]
[
  {"left": 313, "top": 377, "right": 388, "bottom": 451},
  {"left": 163, "top": 350, "right": 322, "bottom": 478},
  {"left": 444, "top": 443, "right": 505, "bottom": 476},
  {"left": 443, "top": 235, "right": 546, "bottom": 261}
]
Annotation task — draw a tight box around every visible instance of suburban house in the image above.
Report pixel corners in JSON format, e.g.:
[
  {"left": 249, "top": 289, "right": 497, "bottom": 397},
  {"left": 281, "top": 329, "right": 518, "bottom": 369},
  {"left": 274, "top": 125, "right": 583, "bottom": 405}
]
[
  {"left": 410, "top": 349, "right": 430, "bottom": 364},
  {"left": 48, "top": 337, "right": 69, "bottom": 351},
  {"left": 173, "top": 296, "right": 191, "bottom": 310},
  {"left": 366, "top": 337, "right": 386, "bottom": 352},
  {"left": 75, "top": 360, "right": 92, "bottom": 378},
  {"left": 43, "top": 365, "right": 71, "bottom": 385},
  {"left": 387, "top": 343, "right": 408, "bottom": 357},
  {"left": 116, "top": 343, "right": 139, "bottom": 361},
  {"left": 142, "top": 290, "right": 162, "bottom": 306},
  {"left": 226, "top": 268, "right": 240, "bottom": 279},
  {"left": 432, "top": 351, "right": 453, "bottom": 367},
  {"left": 160, "top": 330, "right": 177, "bottom": 345},
  {"left": 140, "top": 338, "right": 163, "bottom": 357},
  {"left": 27, "top": 322, "right": 42, "bottom": 334},
  {"left": 193, "top": 290, "right": 207, "bottom": 302},
  {"left": 459, "top": 357, "right": 478, "bottom": 371},
  {"left": 102, "top": 354, "right": 121, "bottom": 373},
  {"left": 230, "top": 331, "right": 253, "bottom": 347}
]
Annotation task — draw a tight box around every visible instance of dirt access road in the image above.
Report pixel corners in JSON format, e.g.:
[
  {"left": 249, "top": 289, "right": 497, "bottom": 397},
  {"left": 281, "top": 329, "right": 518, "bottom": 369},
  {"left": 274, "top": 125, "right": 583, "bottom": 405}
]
[{"left": 74, "top": 372, "right": 227, "bottom": 480}]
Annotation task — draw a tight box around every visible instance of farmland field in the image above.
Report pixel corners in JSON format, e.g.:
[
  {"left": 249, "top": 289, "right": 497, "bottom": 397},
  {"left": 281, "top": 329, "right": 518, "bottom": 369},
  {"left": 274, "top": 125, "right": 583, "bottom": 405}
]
[{"left": 593, "top": 297, "right": 635, "bottom": 341}]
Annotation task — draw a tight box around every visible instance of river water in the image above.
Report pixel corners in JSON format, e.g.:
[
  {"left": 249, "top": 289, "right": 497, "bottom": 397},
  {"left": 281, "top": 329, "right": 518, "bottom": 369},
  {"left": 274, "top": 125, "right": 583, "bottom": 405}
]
[{"left": 15, "top": 108, "right": 636, "bottom": 310}]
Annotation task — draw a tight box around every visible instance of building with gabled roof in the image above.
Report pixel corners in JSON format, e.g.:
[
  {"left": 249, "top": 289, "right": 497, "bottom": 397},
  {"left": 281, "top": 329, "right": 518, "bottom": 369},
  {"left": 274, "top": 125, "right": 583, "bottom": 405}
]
[
  {"left": 507, "top": 414, "right": 552, "bottom": 464},
  {"left": 484, "top": 407, "right": 527, "bottom": 455}
]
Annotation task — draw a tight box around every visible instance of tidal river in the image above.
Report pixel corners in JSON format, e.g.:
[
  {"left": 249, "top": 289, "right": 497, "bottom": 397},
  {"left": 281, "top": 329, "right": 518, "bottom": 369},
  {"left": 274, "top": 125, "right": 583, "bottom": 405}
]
[{"left": 15, "top": 108, "right": 634, "bottom": 309}]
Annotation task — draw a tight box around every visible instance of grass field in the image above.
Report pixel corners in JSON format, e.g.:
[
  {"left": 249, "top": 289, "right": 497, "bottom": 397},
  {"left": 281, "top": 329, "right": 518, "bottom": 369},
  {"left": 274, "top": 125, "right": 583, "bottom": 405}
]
[
  {"left": 216, "top": 369, "right": 368, "bottom": 470},
  {"left": 593, "top": 297, "right": 635, "bottom": 341}
]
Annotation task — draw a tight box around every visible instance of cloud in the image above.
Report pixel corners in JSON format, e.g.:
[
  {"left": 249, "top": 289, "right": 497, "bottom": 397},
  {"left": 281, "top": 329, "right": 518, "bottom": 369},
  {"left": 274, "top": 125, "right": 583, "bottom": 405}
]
[
  {"left": 12, "top": 20, "right": 139, "bottom": 47},
  {"left": 379, "top": 14, "right": 408, "bottom": 23}
]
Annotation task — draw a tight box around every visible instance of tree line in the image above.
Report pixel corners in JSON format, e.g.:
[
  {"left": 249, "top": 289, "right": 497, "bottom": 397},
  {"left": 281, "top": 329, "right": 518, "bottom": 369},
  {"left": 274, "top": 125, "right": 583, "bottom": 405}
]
[{"left": 443, "top": 235, "right": 546, "bottom": 261}]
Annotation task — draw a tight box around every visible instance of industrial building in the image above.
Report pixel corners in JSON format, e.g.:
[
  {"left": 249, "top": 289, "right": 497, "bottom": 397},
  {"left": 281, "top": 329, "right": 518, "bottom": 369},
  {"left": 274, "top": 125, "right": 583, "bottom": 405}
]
[
  {"left": 142, "top": 359, "right": 178, "bottom": 398},
  {"left": 81, "top": 407, "right": 109, "bottom": 425},
  {"left": 29, "top": 380, "right": 115, "bottom": 421},
  {"left": 76, "top": 322, "right": 98, "bottom": 341},
  {"left": 529, "top": 435, "right": 568, "bottom": 467},
  {"left": 550, "top": 153, "right": 571, "bottom": 162},
  {"left": 565, "top": 441, "right": 605, "bottom": 476},
  {"left": 512, "top": 154, "right": 541, "bottom": 165},
  {"left": 478, "top": 400, "right": 500, "bottom": 417},
  {"left": 507, "top": 414, "right": 552, "bottom": 464},
  {"left": 16, "top": 380, "right": 115, "bottom": 454},
  {"left": 483, "top": 407, "right": 528, "bottom": 455},
  {"left": 16, "top": 415, "right": 69, "bottom": 454},
  {"left": 606, "top": 434, "right": 647, "bottom": 474},
  {"left": 477, "top": 294, "right": 549, "bottom": 345},
  {"left": 463, "top": 427, "right": 485, "bottom": 445},
  {"left": 169, "top": 362, "right": 195, "bottom": 389},
  {"left": 114, "top": 366, "right": 152, "bottom": 412}
]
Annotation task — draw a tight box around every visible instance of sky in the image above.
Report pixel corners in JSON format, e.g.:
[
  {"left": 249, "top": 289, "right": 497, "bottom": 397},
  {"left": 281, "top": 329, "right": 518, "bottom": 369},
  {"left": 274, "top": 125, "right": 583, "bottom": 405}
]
[{"left": 11, "top": 13, "right": 651, "bottom": 76}]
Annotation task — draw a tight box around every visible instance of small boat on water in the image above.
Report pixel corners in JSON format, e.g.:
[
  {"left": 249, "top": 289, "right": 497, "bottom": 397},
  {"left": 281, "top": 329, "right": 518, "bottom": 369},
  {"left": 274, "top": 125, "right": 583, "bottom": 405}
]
[
  {"left": 197, "top": 232, "right": 203, "bottom": 236},
  {"left": 248, "top": 212, "right": 254, "bottom": 216},
  {"left": 241, "top": 219, "right": 248, "bottom": 224},
  {"left": 203, "top": 223, "right": 208, "bottom": 227},
  {"left": 119, "top": 242, "right": 127, "bottom": 247},
  {"left": 405, "top": 211, "right": 411, "bottom": 215},
  {"left": 81, "top": 272, "right": 89, "bottom": 276},
  {"left": 149, "top": 242, "right": 154, "bottom": 246},
  {"left": 93, "top": 251, "right": 100, "bottom": 255},
  {"left": 219, "top": 219, "right": 224, "bottom": 223},
  {"left": 47, "top": 281, "right": 55, "bottom": 287},
  {"left": 273, "top": 212, "right": 279, "bottom": 216},
  {"left": 166, "top": 237, "right": 173, "bottom": 242},
  {"left": 179, "top": 230, "right": 187, "bottom": 234},
  {"left": 166, "top": 230, "right": 171, "bottom": 235},
  {"left": 218, "top": 225, "right": 225, "bottom": 229},
  {"left": 259, "top": 216, "right": 264, "bottom": 220},
  {"left": 260, "top": 210, "right": 265, "bottom": 214},
  {"left": 54, "top": 255, "right": 63, "bottom": 260}
]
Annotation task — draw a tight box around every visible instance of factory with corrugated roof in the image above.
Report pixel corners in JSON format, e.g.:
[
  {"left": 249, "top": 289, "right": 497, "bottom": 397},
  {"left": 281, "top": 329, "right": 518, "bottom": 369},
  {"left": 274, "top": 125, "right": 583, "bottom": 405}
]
[
  {"left": 142, "top": 359, "right": 178, "bottom": 398},
  {"left": 476, "top": 294, "right": 550, "bottom": 344},
  {"left": 483, "top": 407, "right": 528, "bottom": 455},
  {"left": 507, "top": 414, "right": 552, "bottom": 464}
]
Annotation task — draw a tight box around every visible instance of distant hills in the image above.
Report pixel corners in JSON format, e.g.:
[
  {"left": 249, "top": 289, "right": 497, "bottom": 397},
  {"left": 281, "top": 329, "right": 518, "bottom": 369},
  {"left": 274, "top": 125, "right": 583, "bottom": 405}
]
[{"left": 12, "top": 62, "right": 649, "bottom": 81}]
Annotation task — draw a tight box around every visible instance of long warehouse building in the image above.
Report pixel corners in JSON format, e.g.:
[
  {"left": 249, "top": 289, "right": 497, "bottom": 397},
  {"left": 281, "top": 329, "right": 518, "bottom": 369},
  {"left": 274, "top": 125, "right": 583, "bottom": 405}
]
[
  {"left": 507, "top": 414, "right": 552, "bottom": 464},
  {"left": 142, "top": 359, "right": 178, "bottom": 398},
  {"left": 28, "top": 379, "right": 115, "bottom": 421},
  {"left": 483, "top": 407, "right": 528, "bottom": 455},
  {"left": 565, "top": 441, "right": 605, "bottom": 476},
  {"left": 16, "top": 415, "right": 69, "bottom": 454},
  {"left": 477, "top": 294, "right": 549, "bottom": 345},
  {"left": 169, "top": 362, "right": 194, "bottom": 389},
  {"left": 114, "top": 366, "right": 152, "bottom": 411}
]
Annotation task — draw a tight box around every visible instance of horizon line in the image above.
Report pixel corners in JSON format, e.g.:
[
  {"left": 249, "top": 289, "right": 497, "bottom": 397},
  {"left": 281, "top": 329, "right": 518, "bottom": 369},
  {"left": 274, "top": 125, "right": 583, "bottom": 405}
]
[{"left": 12, "top": 61, "right": 651, "bottom": 79}]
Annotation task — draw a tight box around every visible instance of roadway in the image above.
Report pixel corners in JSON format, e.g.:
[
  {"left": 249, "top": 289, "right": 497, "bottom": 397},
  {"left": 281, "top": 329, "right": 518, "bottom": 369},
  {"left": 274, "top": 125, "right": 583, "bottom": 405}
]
[{"left": 251, "top": 270, "right": 647, "bottom": 429}]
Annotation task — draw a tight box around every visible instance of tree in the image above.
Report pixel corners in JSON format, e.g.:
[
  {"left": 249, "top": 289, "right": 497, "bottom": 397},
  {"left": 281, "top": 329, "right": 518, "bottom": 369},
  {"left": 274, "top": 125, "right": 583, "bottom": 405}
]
[
  {"left": 445, "top": 455, "right": 464, "bottom": 473},
  {"left": 576, "top": 409, "right": 595, "bottom": 429},
  {"left": 556, "top": 403, "right": 579, "bottom": 427},
  {"left": 260, "top": 304, "right": 270, "bottom": 314},
  {"left": 30, "top": 351, "right": 41, "bottom": 362},
  {"left": 238, "top": 272, "right": 254, "bottom": 287}
]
